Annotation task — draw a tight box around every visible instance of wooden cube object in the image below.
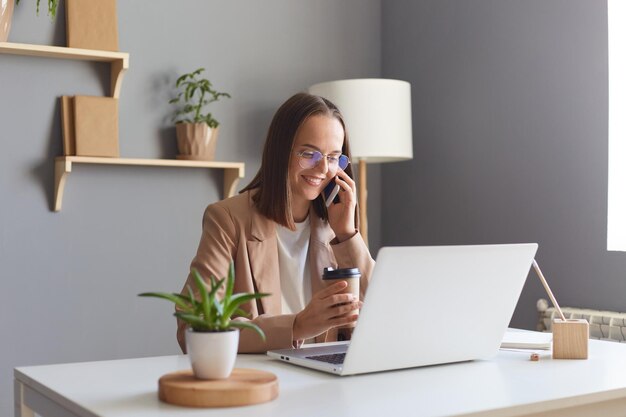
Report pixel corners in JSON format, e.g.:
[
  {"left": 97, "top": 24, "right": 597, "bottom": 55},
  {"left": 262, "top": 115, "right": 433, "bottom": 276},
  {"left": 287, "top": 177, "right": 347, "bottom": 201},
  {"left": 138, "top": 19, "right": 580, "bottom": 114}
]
[{"left": 552, "top": 319, "right": 589, "bottom": 360}]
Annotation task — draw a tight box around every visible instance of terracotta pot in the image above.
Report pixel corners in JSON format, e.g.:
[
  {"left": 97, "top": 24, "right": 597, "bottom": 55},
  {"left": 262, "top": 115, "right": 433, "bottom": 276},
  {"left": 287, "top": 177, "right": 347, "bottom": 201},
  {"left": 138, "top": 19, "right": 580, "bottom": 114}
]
[
  {"left": 0, "top": 0, "right": 14, "bottom": 42},
  {"left": 175, "top": 122, "right": 219, "bottom": 161},
  {"left": 185, "top": 328, "right": 239, "bottom": 380}
]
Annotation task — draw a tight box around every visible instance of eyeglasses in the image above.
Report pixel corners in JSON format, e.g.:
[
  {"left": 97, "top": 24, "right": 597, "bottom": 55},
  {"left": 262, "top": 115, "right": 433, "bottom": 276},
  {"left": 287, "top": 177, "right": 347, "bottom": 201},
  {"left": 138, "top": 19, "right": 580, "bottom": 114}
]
[{"left": 295, "top": 150, "right": 350, "bottom": 170}]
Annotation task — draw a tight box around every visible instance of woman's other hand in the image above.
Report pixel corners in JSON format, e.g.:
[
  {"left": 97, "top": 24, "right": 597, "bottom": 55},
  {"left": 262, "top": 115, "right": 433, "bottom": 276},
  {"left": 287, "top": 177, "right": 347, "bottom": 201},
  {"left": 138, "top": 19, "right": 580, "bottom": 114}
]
[{"left": 292, "top": 281, "right": 362, "bottom": 341}]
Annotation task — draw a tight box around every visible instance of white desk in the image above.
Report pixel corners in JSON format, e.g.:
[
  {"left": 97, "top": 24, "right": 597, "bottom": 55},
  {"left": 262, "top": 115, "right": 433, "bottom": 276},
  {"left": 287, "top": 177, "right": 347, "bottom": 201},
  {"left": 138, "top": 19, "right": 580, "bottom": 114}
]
[{"left": 14, "top": 337, "right": 626, "bottom": 417}]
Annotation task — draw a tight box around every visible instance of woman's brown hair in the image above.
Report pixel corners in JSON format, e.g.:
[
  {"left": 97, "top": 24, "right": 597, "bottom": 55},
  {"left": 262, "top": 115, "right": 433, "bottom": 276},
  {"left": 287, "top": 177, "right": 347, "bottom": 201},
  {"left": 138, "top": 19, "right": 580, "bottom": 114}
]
[{"left": 241, "top": 92, "right": 355, "bottom": 230}]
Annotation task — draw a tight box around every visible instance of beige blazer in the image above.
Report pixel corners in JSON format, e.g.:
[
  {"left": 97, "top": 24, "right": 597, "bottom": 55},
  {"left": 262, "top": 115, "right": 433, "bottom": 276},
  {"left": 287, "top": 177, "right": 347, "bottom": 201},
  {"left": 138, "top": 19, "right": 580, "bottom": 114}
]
[{"left": 177, "top": 191, "right": 375, "bottom": 353}]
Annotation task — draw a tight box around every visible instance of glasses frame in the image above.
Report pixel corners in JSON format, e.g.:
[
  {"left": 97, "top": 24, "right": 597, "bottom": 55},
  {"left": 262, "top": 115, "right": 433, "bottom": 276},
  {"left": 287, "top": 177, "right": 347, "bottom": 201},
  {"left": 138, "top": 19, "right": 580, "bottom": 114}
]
[{"left": 295, "top": 150, "right": 350, "bottom": 171}]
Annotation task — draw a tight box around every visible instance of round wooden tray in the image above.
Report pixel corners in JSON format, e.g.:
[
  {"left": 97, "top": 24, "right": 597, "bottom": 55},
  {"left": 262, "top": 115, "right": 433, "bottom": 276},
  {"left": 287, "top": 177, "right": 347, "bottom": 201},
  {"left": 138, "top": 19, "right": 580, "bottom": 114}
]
[{"left": 158, "top": 368, "right": 279, "bottom": 408}]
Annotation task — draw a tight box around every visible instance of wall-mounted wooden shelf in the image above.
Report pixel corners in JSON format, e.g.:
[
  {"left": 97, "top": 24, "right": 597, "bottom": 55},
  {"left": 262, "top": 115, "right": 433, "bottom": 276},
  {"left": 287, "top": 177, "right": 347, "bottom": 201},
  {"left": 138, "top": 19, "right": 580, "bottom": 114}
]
[
  {"left": 0, "top": 42, "right": 129, "bottom": 98},
  {"left": 54, "top": 156, "right": 245, "bottom": 212},
  {"left": 2, "top": 44, "right": 241, "bottom": 211}
]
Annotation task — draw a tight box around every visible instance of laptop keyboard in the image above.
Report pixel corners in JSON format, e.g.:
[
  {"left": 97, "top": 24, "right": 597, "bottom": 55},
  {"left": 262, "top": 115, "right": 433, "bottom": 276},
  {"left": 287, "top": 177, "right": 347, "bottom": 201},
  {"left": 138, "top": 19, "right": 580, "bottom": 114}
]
[{"left": 305, "top": 353, "right": 346, "bottom": 364}]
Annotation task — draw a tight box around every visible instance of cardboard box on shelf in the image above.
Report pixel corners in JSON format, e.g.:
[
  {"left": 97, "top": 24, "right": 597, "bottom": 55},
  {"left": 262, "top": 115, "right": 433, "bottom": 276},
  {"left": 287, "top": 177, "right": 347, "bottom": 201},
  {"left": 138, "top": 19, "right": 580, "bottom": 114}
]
[{"left": 66, "top": 0, "right": 119, "bottom": 51}]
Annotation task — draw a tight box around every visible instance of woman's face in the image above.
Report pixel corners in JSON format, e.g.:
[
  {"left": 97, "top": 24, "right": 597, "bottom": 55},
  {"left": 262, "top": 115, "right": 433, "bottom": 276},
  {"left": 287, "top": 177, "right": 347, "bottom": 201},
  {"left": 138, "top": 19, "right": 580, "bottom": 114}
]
[{"left": 289, "top": 114, "right": 345, "bottom": 213}]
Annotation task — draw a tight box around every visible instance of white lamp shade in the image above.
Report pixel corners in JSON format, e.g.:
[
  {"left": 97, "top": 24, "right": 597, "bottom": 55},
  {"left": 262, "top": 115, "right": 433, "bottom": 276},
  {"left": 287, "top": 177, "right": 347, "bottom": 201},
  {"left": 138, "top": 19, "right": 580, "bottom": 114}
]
[{"left": 309, "top": 78, "right": 413, "bottom": 163}]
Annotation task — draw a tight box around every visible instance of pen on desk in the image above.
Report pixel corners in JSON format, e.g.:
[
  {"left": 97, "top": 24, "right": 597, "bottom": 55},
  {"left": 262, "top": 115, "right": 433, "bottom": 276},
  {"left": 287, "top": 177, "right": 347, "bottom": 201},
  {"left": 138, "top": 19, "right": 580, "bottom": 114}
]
[{"left": 532, "top": 260, "right": 566, "bottom": 321}]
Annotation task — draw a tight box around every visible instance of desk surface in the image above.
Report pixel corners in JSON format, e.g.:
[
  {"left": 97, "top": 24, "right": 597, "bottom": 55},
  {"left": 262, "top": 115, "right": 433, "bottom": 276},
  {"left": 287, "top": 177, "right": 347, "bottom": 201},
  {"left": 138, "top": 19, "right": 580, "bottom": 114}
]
[{"left": 14, "top": 336, "right": 626, "bottom": 417}]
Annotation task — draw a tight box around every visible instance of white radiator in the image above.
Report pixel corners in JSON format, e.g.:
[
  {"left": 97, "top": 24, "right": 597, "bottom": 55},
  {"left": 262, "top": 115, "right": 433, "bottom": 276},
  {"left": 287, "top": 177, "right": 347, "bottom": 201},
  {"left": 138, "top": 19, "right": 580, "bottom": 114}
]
[{"left": 537, "top": 298, "right": 626, "bottom": 342}]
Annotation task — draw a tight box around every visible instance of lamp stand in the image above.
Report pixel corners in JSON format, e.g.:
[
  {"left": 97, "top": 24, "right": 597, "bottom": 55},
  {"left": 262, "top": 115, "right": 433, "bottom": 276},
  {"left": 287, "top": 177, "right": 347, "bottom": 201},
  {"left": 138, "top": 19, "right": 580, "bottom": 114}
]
[{"left": 358, "top": 160, "right": 368, "bottom": 247}]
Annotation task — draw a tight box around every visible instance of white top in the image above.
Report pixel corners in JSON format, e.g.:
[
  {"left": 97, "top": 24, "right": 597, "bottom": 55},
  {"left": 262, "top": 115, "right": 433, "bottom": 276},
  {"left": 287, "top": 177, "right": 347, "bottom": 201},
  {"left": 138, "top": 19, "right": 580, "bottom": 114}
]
[
  {"left": 276, "top": 218, "right": 311, "bottom": 315},
  {"left": 14, "top": 336, "right": 626, "bottom": 417}
]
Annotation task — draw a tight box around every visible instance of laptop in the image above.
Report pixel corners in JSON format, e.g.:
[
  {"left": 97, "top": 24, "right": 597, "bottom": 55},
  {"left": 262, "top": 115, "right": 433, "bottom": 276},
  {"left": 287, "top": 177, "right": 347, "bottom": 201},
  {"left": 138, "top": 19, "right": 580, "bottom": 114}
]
[{"left": 267, "top": 243, "right": 538, "bottom": 375}]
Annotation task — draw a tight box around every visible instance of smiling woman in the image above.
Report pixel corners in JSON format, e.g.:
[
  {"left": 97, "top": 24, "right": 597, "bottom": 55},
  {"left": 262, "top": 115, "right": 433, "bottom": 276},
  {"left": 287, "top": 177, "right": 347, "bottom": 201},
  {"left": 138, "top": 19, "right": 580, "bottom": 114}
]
[
  {"left": 608, "top": 0, "right": 626, "bottom": 251},
  {"left": 288, "top": 115, "right": 346, "bottom": 222},
  {"left": 176, "top": 93, "right": 375, "bottom": 354}
]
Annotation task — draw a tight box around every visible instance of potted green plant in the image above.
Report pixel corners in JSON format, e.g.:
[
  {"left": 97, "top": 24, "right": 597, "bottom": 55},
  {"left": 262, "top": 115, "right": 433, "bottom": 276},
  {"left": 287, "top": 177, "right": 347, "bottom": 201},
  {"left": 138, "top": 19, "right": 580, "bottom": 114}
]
[
  {"left": 1, "top": 0, "right": 58, "bottom": 42},
  {"left": 139, "top": 262, "right": 269, "bottom": 380},
  {"left": 169, "top": 67, "right": 231, "bottom": 161}
]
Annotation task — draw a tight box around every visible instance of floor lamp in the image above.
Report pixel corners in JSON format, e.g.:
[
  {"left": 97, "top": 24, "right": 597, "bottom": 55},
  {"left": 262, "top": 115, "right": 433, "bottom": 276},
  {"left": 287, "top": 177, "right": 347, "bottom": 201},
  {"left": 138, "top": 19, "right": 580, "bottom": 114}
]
[{"left": 309, "top": 79, "right": 413, "bottom": 246}]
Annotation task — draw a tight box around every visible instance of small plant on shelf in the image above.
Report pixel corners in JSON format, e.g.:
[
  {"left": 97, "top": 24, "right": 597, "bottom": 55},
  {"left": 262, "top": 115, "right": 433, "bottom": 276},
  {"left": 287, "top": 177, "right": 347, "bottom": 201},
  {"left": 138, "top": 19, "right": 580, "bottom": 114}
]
[
  {"left": 169, "top": 68, "right": 231, "bottom": 160},
  {"left": 15, "top": 0, "right": 60, "bottom": 19},
  {"left": 169, "top": 67, "right": 231, "bottom": 128}
]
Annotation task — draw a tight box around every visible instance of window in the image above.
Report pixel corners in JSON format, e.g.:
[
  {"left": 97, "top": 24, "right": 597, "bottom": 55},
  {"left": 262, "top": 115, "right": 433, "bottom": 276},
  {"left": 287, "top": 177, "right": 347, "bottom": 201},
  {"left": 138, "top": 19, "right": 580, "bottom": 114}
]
[{"left": 608, "top": 0, "right": 626, "bottom": 251}]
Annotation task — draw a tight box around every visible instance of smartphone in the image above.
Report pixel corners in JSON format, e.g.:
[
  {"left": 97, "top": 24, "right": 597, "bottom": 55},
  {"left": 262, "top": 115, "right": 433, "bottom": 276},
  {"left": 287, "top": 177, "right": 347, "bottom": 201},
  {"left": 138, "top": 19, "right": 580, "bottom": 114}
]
[{"left": 324, "top": 178, "right": 341, "bottom": 207}]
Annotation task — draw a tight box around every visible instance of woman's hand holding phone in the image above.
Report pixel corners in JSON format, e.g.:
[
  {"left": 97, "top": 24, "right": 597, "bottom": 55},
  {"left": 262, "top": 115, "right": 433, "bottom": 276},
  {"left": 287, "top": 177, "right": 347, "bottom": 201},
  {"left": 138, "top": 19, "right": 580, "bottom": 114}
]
[{"left": 326, "top": 169, "right": 357, "bottom": 242}]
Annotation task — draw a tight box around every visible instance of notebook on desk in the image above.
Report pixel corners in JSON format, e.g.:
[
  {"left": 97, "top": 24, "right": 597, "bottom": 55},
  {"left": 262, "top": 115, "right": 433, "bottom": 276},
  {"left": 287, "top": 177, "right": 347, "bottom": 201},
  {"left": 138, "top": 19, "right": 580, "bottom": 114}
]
[{"left": 267, "top": 243, "right": 538, "bottom": 375}]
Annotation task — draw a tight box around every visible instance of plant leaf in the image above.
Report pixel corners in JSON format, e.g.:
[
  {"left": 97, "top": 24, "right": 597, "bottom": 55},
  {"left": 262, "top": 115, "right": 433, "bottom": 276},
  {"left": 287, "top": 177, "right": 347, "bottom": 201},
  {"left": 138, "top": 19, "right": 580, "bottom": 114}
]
[
  {"left": 137, "top": 292, "right": 193, "bottom": 312},
  {"left": 222, "top": 293, "right": 270, "bottom": 321},
  {"left": 224, "top": 261, "right": 235, "bottom": 303},
  {"left": 192, "top": 269, "right": 212, "bottom": 327},
  {"left": 186, "top": 285, "right": 197, "bottom": 310},
  {"left": 208, "top": 277, "right": 225, "bottom": 300},
  {"left": 174, "top": 312, "right": 210, "bottom": 331},
  {"left": 175, "top": 74, "right": 188, "bottom": 87},
  {"left": 212, "top": 296, "right": 223, "bottom": 317},
  {"left": 229, "top": 321, "right": 266, "bottom": 341}
]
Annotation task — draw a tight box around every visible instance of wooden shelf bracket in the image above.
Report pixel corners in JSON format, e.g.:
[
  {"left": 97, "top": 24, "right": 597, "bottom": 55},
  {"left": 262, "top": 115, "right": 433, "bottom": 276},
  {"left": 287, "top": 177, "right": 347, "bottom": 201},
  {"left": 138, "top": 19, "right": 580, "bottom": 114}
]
[{"left": 54, "top": 158, "right": 72, "bottom": 212}]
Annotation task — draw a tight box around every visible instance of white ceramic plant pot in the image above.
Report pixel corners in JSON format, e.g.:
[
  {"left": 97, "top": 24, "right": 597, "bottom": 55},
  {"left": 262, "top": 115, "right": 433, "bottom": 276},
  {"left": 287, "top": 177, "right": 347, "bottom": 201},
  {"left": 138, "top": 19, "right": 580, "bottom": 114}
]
[{"left": 185, "top": 328, "right": 239, "bottom": 380}]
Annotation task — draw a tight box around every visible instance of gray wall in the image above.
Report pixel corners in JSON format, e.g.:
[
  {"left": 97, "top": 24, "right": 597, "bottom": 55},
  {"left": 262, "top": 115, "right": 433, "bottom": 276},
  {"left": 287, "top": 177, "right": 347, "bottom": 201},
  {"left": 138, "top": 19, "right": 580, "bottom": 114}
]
[
  {"left": 0, "top": 1, "right": 380, "bottom": 413},
  {"left": 4, "top": 0, "right": 622, "bottom": 412},
  {"left": 382, "top": 0, "right": 626, "bottom": 329}
]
